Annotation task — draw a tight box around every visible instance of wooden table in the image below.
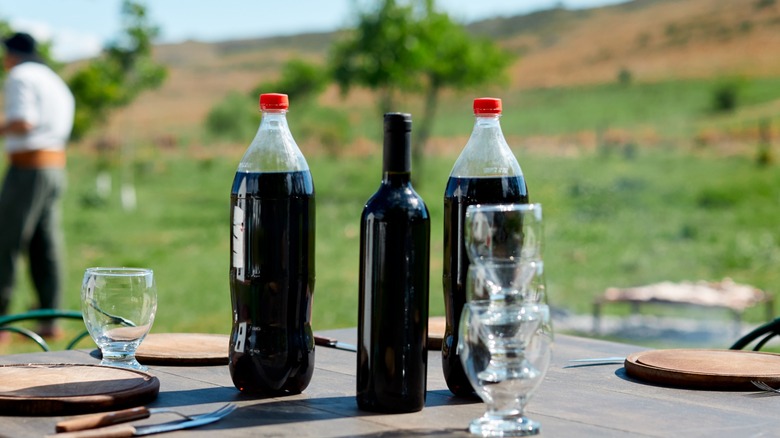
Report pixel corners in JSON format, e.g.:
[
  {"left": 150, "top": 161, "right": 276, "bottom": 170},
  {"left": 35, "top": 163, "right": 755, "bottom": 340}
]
[{"left": 2, "top": 329, "right": 780, "bottom": 437}]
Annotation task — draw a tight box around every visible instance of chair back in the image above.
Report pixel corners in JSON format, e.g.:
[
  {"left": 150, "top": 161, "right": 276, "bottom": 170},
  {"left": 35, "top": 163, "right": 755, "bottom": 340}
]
[{"left": 0, "top": 309, "right": 89, "bottom": 351}]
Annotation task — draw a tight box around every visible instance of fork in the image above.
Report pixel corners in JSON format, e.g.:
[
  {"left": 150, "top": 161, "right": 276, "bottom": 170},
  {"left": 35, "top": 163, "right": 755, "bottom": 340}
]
[
  {"left": 55, "top": 403, "right": 236, "bottom": 432},
  {"left": 751, "top": 380, "right": 780, "bottom": 394}
]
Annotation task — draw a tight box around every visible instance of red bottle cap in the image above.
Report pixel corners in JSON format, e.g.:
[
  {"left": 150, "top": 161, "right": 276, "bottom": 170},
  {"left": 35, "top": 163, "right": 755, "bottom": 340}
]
[
  {"left": 473, "top": 97, "right": 502, "bottom": 115},
  {"left": 259, "top": 93, "right": 289, "bottom": 110}
]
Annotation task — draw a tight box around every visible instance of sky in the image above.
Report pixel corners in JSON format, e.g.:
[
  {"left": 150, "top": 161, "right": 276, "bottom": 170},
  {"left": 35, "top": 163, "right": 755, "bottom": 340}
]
[{"left": 0, "top": 0, "right": 627, "bottom": 62}]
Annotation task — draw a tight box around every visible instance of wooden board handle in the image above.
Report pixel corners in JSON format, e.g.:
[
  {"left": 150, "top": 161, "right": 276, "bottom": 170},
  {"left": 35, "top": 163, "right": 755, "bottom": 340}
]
[
  {"left": 55, "top": 407, "right": 150, "bottom": 432},
  {"left": 314, "top": 336, "right": 337, "bottom": 347}
]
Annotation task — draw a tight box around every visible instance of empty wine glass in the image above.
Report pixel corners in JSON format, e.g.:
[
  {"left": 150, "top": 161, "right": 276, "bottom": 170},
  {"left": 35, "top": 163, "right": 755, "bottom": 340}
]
[
  {"left": 458, "top": 300, "right": 553, "bottom": 436},
  {"left": 465, "top": 203, "right": 543, "bottom": 302},
  {"left": 465, "top": 203, "right": 542, "bottom": 264},
  {"left": 81, "top": 267, "right": 157, "bottom": 371},
  {"left": 467, "top": 262, "right": 545, "bottom": 304}
]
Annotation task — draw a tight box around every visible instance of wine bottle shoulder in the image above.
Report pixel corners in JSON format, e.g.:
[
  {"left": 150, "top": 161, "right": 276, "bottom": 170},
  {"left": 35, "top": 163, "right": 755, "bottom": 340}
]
[{"left": 362, "top": 183, "right": 429, "bottom": 221}]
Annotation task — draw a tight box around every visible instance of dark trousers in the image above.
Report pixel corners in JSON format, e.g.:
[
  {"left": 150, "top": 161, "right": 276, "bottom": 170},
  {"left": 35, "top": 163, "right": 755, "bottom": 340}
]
[{"left": 0, "top": 166, "right": 65, "bottom": 315}]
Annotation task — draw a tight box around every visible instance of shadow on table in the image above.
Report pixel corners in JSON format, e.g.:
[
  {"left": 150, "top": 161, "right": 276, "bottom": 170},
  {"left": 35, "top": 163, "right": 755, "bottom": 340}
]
[
  {"left": 347, "top": 430, "right": 472, "bottom": 437},
  {"left": 426, "top": 389, "right": 481, "bottom": 407},
  {"left": 150, "top": 386, "right": 240, "bottom": 408},
  {"left": 166, "top": 392, "right": 480, "bottom": 435}
]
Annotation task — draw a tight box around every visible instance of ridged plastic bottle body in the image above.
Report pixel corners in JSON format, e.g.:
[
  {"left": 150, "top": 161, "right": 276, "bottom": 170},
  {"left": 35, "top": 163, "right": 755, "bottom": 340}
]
[
  {"left": 357, "top": 114, "right": 430, "bottom": 412},
  {"left": 229, "top": 109, "right": 316, "bottom": 394},
  {"left": 442, "top": 114, "right": 528, "bottom": 396}
]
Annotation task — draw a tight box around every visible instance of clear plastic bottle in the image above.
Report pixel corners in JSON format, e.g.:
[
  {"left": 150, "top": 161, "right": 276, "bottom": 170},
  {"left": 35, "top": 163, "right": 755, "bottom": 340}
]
[
  {"left": 357, "top": 113, "right": 430, "bottom": 412},
  {"left": 441, "top": 97, "right": 529, "bottom": 396},
  {"left": 229, "top": 93, "right": 316, "bottom": 394}
]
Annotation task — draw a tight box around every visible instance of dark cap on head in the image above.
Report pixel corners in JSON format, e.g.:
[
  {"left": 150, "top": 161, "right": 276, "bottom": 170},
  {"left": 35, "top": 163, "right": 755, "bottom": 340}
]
[{"left": 3, "top": 32, "right": 39, "bottom": 58}]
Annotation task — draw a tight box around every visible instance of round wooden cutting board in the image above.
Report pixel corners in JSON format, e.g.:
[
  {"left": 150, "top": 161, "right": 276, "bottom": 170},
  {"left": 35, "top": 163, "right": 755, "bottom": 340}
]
[
  {"left": 0, "top": 364, "right": 159, "bottom": 416},
  {"left": 136, "top": 333, "right": 229, "bottom": 365},
  {"left": 625, "top": 349, "right": 780, "bottom": 390}
]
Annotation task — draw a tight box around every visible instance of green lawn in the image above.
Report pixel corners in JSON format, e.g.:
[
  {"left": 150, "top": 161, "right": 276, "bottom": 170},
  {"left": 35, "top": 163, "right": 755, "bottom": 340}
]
[
  {"left": 342, "top": 77, "right": 780, "bottom": 145},
  {"left": 4, "top": 141, "right": 780, "bottom": 353}
]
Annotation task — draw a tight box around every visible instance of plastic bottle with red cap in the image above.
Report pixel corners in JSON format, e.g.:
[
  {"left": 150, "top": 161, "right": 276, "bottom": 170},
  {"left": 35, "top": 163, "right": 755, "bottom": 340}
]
[
  {"left": 441, "top": 97, "right": 529, "bottom": 396},
  {"left": 229, "top": 93, "right": 316, "bottom": 394},
  {"left": 259, "top": 92, "right": 289, "bottom": 110}
]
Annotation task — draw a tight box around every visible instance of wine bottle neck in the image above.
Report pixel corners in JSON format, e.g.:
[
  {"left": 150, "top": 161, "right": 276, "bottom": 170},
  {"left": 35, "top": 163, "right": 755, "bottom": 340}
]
[
  {"left": 383, "top": 112, "right": 412, "bottom": 174},
  {"left": 382, "top": 171, "right": 411, "bottom": 185},
  {"left": 383, "top": 136, "right": 411, "bottom": 174}
]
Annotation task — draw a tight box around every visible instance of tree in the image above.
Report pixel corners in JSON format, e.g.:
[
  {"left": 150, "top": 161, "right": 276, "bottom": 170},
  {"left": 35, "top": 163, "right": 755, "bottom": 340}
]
[
  {"left": 67, "top": 0, "right": 167, "bottom": 141},
  {"left": 205, "top": 91, "right": 260, "bottom": 143},
  {"left": 252, "top": 59, "right": 329, "bottom": 103},
  {"left": 67, "top": 0, "right": 166, "bottom": 210},
  {"left": 207, "top": 58, "right": 352, "bottom": 156},
  {"left": 207, "top": 58, "right": 331, "bottom": 143},
  {"left": 414, "top": 3, "right": 513, "bottom": 165},
  {"left": 329, "top": 0, "right": 425, "bottom": 114},
  {"left": 329, "top": 0, "right": 513, "bottom": 170}
]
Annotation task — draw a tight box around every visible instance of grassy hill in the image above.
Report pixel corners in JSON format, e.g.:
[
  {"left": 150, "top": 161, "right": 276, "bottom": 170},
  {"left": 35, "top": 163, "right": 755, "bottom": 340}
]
[
  {"left": 495, "top": 0, "right": 780, "bottom": 89},
  {"left": 91, "top": 0, "right": 780, "bottom": 149}
]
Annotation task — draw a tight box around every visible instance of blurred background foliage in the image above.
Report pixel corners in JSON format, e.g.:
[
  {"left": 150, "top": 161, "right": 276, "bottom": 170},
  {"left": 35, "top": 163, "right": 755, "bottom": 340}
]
[{"left": 2, "top": 0, "right": 780, "bottom": 352}]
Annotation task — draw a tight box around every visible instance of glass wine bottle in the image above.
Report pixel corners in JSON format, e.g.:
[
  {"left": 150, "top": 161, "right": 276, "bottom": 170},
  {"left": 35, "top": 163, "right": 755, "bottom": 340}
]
[{"left": 357, "top": 113, "right": 430, "bottom": 413}]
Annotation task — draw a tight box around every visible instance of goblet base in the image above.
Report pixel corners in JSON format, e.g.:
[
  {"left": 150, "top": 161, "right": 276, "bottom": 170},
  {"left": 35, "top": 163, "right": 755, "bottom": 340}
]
[
  {"left": 469, "top": 413, "right": 540, "bottom": 437},
  {"left": 99, "top": 354, "right": 148, "bottom": 372}
]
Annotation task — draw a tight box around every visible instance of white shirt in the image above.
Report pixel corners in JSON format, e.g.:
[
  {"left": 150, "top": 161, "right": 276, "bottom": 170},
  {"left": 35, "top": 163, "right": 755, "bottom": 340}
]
[{"left": 3, "top": 61, "right": 75, "bottom": 153}]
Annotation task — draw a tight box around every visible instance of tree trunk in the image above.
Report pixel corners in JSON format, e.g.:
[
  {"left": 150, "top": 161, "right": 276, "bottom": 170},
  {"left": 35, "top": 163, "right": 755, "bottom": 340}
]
[{"left": 411, "top": 83, "right": 440, "bottom": 186}]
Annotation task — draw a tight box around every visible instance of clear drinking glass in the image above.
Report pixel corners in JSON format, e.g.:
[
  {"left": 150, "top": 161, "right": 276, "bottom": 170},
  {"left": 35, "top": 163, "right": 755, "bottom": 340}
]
[
  {"left": 458, "top": 300, "right": 553, "bottom": 436},
  {"left": 465, "top": 203, "right": 542, "bottom": 265},
  {"left": 461, "top": 203, "right": 550, "bottom": 436},
  {"left": 81, "top": 267, "right": 157, "bottom": 371},
  {"left": 465, "top": 203, "right": 544, "bottom": 303}
]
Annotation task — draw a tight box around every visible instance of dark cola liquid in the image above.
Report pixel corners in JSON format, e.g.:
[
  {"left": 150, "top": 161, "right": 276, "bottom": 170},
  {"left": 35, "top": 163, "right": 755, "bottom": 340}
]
[
  {"left": 357, "top": 176, "right": 430, "bottom": 413},
  {"left": 229, "top": 170, "right": 315, "bottom": 394},
  {"left": 442, "top": 176, "right": 528, "bottom": 396}
]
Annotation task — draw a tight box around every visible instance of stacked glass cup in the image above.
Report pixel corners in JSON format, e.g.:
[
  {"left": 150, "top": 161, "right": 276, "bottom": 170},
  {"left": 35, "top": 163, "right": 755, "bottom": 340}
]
[{"left": 458, "top": 203, "right": 553, "bottom": 437}]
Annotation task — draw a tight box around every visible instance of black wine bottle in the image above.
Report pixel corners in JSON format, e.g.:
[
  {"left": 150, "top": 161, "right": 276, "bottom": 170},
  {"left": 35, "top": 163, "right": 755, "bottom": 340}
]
[{"left": 357, "top": 113, "right": 430, "bottom": 413}]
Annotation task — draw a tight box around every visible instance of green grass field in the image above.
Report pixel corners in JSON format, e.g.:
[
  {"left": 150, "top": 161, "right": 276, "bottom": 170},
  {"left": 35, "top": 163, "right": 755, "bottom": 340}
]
[
  {"left": 3, "top": 77, "right": 780, "bottom": 353},
  {"left": 340, "top": 77, "right": 780, "bottom": 145}
]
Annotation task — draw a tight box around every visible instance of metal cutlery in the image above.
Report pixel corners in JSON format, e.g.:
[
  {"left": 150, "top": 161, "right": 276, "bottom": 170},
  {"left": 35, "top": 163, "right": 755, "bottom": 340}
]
[
  {"left": 314, "top": 335, "right": 358, "bottom": 352},
  {"left": 751, "top": 380, "right": 780, "bottom": 394},
  {"left": 52, "top": 403, "right": 236, "bottom": 436},
  {"left": 88, "top": 299, "right": 137, "bottom": 327},
  {"left": 568, "top": 356, "right": 626, "bottom": 364}
]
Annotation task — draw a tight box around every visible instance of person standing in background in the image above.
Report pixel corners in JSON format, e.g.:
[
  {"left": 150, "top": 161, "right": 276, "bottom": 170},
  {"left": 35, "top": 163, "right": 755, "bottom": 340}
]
[{"left": 0, "top": 32, "right": 75, "bottom": 342}]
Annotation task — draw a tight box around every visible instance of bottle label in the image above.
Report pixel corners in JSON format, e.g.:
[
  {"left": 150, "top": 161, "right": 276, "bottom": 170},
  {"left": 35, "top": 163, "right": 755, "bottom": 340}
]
[
  {"left": 232, "top": 206, "right": 245, "bottom": 269},
  {"left": 234, "top": 322, "right": 247, "bottom": 353}
]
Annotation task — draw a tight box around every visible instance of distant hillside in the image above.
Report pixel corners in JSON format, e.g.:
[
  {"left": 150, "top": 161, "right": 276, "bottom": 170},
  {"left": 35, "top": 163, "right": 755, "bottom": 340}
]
[
  {"left": 487, "top": 0, "right": 780, "bottom": 88},
  {"left": 103, "top": 0, "right": 780, "bottom": 142}
]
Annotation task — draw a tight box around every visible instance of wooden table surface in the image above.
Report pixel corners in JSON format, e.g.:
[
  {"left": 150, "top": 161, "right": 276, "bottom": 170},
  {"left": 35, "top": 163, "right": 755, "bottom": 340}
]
[{"left": 2, "top": 329, "right": 780, "bottom": 437}]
